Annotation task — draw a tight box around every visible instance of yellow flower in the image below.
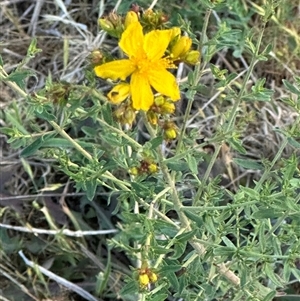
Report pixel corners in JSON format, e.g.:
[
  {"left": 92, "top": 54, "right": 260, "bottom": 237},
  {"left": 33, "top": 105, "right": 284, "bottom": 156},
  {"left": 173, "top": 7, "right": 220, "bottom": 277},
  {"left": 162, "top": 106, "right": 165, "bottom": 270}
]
[{"left": 94, "top": 21, "right": 180, "bottom": 111}]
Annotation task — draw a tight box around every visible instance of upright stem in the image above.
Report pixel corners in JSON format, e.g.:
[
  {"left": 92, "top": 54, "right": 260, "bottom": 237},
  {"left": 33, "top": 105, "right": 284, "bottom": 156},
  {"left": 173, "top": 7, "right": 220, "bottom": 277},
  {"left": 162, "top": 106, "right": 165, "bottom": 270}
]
[
  {"left": 175, "top": 9, "right": 212, "bottom": 157},
  {"left": 194, "top": 22, "right": 267, "bottom": 201}
]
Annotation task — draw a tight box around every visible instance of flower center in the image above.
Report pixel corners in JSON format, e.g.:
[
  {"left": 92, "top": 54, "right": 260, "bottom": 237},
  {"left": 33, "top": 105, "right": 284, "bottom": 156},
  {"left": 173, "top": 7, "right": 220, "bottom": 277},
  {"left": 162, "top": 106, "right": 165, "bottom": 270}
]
[{"left": 131, "top": 55, "right": 151, "bottom": 76}]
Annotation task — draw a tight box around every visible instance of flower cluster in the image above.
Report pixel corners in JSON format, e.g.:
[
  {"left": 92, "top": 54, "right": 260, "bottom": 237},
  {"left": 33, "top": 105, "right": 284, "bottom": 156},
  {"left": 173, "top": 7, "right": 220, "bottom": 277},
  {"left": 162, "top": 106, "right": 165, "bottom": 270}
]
[
  {"left": 138, "top": 266, "right": 158, "bottom": 287},
  {"left": 93, "top": 6, "right": 200, "bottom": 131},
  {"left": 130, "top": 157, "right": 158, "bottom": 176}
]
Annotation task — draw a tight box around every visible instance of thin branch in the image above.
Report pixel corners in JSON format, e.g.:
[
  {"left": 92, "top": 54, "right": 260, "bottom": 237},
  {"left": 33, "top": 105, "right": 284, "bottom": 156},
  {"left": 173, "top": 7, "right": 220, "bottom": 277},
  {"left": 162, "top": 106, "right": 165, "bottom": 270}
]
[
  {"left": 18, "top": 251, "right": 99, "bottom": 301},
  {"left": 0, "top": 223, "right": 117, "bottom": 236}
]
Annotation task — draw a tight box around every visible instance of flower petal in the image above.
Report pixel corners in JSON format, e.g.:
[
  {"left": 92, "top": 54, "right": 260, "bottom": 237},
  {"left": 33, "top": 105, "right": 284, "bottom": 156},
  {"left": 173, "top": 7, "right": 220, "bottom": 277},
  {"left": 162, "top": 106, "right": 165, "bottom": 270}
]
[
  {"left": 148, "top": 68, "right": 180, "bottom": 101},
  {"left": 144, "top": 29, "right": 172, "bottom": 61},
  {"left": 107, "top": 83, "right": 130, "bottom": 104},
  {"left": 119, "top": 22, "right": 144, "bottom": 58},
  {"left": 94, "top": 60, "right": 134, "bottom": 81},
  {"left": 130, "top": 72, "right": 154, "bottom": 111}
]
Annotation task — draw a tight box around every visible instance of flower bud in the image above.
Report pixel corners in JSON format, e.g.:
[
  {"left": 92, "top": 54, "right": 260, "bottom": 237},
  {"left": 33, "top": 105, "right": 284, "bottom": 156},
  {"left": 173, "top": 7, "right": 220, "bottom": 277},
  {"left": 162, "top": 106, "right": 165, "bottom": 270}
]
[
  {"left": 165, "top": 128, "right": 177, "bottom": 139},
  {"left": 184, "top": 50, "right": 201, "bottom": 65},
  {"left": 148, "top": 163, "right": 158, "bottom": 174},
  {"left": 98, "top": 12, "right": 124, "bottom": 38},
  {"left": 148, "top": 271, "right": 158, "bottom": 283},
  {"left": 154, "top": 95, "right": 165, "bottom": 106},
  {"left": 147, "top": 111, "right": 158, "bottom": 125},
  {"left": 125, "top": 11, "right": 139, "bottom": 28},
  {"left": 139, "top": 273, "right": 150, "bottom": 287},
  {"left": 171, "top": 36, "right": 192, "bottom": 59},
  {"left": 90, "top": 50, "right": 104, "bottom": 65},
  {"left": 161, "top": 101, "right": 175, "bottom": 114},
  {"left": 170, "top": 27, "right": 181, "bottom": 41},
  {"left": 163, "top": 121, "right": 177, "bottom": 140},
  {"left": 98, "top": 18, "right": 114, "bottom": 31},
  {"left": 129, "top": 167, "right": 138, "bottom": 176},
  {"left": 123, "top": 107, "right": 136, "bottom": 125}
]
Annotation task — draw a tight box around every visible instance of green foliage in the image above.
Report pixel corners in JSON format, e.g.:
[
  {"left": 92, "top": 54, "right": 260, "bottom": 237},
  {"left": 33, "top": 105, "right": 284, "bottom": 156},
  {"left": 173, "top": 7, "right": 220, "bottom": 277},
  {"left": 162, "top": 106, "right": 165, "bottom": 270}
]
[{"left": 2, "top": 0, "right": 300, "bottom": 300}]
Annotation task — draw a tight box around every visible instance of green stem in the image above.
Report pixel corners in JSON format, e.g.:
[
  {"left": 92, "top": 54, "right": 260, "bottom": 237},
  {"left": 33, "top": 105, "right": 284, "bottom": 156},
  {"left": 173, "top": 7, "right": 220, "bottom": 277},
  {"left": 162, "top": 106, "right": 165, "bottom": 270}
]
[
  {"left": 194, "top": 22, "right": 267, "bottom": 201},
  {"left": 142, "top": 113, "right": 241, "bottom": 285},
  {"left": 175, "top": 9, "right": 212, "bottom": 156},
  {"left": 48, "top": 120, "right": 93, "bottom": 161},
  {"left": 183, "top": 200, "right": 258, "bottom": 212}
]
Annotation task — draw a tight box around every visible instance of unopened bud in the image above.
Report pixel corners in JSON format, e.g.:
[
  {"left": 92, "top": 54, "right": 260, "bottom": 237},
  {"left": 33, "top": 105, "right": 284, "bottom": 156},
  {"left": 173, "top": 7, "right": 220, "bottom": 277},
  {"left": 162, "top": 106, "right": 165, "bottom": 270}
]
[
  {"left": 98, "top": 18, "right": 114, "bottom": 31},
  {"left": 171, "top": 36, "right": 192, "bottom": 59},
  {"left": 125, "top": 11, "right": 139, "bottom": 28},
  {"left": 147, "top": 111, "right": 158, "bottom": 125},
  {"left": 90, "top": 50, "right": 104, "bottom": 65},
  {"left": 148, "top": 271, "right": 158, "bottom": 283},
  {"left": 170, "top": 27, "right": 181, "bottom": 41},
  {"left": 129, "top": 167, "right": 138, "bottom": 176},
  {"left": 139, "top": 273, "right": 150, "bottom": 287},
  {"left": 161, "top": 102, "right": 175, "bottom": 114},
  {"left": 165, "top": 128, "right": 177, "bottom": 139},
  {"left": 123, "top": 108, "right": 136, "bottom": 125},
  {"left": 148, "top": 163, "right": 158, "bottom": 174},
  {"left": 154, "top": 95, "right": 165, "bottom": 106},
  {"left": 184, "top": 50, "right": 201, "bottom": 65}
]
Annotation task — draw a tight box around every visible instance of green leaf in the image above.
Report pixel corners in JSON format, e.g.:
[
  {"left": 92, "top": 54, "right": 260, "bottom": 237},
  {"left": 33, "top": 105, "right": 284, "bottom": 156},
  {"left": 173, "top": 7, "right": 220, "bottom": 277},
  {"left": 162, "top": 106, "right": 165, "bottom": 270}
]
[
  {"left": 233, "top": 158, "right": 263, "bottom": 170},
  {"left": 264, "top": 263, "right": 284, "bottom": 287},
  {"left": 120, "top": 280, "right": 139, "bottom": 296},
  {"left": 284, "top": 196, "right": 300, "bottom": 212},
  {"left": 261, "top": 43, "right": 273, "bottom": 56},
  {"left": 228, "top": 137, "right": 247, "bottom": 154},
  {"left": 102, "top": 103, "right": 114, "bottom": 125},
  {"left": 5, "top": 69, "right": 33, "bottom": 89},
  {"left": 151, "top": 246, "right": 173, "bottom": 255},
  {"left": 182, "top": 209, "right": 203, "bottom": 227},
  {"left": 20, "top": 133, "right": 55, "bottom": 157},
  {"left": 27, "top": 37, "right": 42, "bottom": 57},
  {"left": 252, "top": 208, "right": 283, "bottom": 219},
  {"left": 86, "top": 178, "right": 97, "bottom": 201},
  {"left": 213, "top": 246, "right": 236, "bottom": 256},
  {"left": 176, "top": 230, "right": 197, "bottom": 242},
  {"left": 166, "top": 272, "right": 179, "bottom": 291},
  {"left": 283, "top": 79, "right": 300, "bottom": 95},
  {"left": 169, "top": 241, "right": 186, "bottom": 260},
  {"left": 240, "top": 266, "right": 248, "bottom": 288},
  {"left": 0, "top": 55, "right": 3, "bottom": 67},
  {"left": 149, "top": 136, "right": 163, "bottom": 149},
  {"left": 221, "top": 236, "right": 236, "bottom": 248},
  {"left": 210, "top": 64, "right": 227, "bottom": 80},
  {"left": 203, "top": 214, "right": 217, "bottom": 235},
  {"left": 0, "top": 127, "right": 17, "bottom": 136},
  {"left": 240, "top": 186, "right": 260, "bottom": 199},
  {"left": 287, "top": 137, "right": 300, "bottom": 148},
  {"left": 159, "top": 265, "right": 182, "bottom": 274},
  {"left": 166, "top": 160, "right": 188, "bottom": 171},
  {"left": 34, "top": 108, "right": 56, "bottom": 121},
  {"left": 149, "top": 294, "right": 169, "bottom": 301},
  {"left": 186, "top": 154, "right": 198, "bottom": 174},
  {"left": 81, "top": 126, "right": 97, "bottom": 137},
  {"left": 131, "top": 182, "right": 151, "bottom": 198},
  {"left": 96, "top": 250, "right": 111, "bottom": 295},
  {"left": 263, "top": 291, "right": 276, "bottom": 301}
]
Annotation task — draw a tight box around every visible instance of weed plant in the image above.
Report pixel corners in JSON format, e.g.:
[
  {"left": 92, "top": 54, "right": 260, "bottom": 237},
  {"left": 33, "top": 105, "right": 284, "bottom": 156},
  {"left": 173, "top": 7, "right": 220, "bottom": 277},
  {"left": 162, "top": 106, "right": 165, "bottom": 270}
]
[{"left": 1, "top": 0, "right": 300, "bottom": 301}]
